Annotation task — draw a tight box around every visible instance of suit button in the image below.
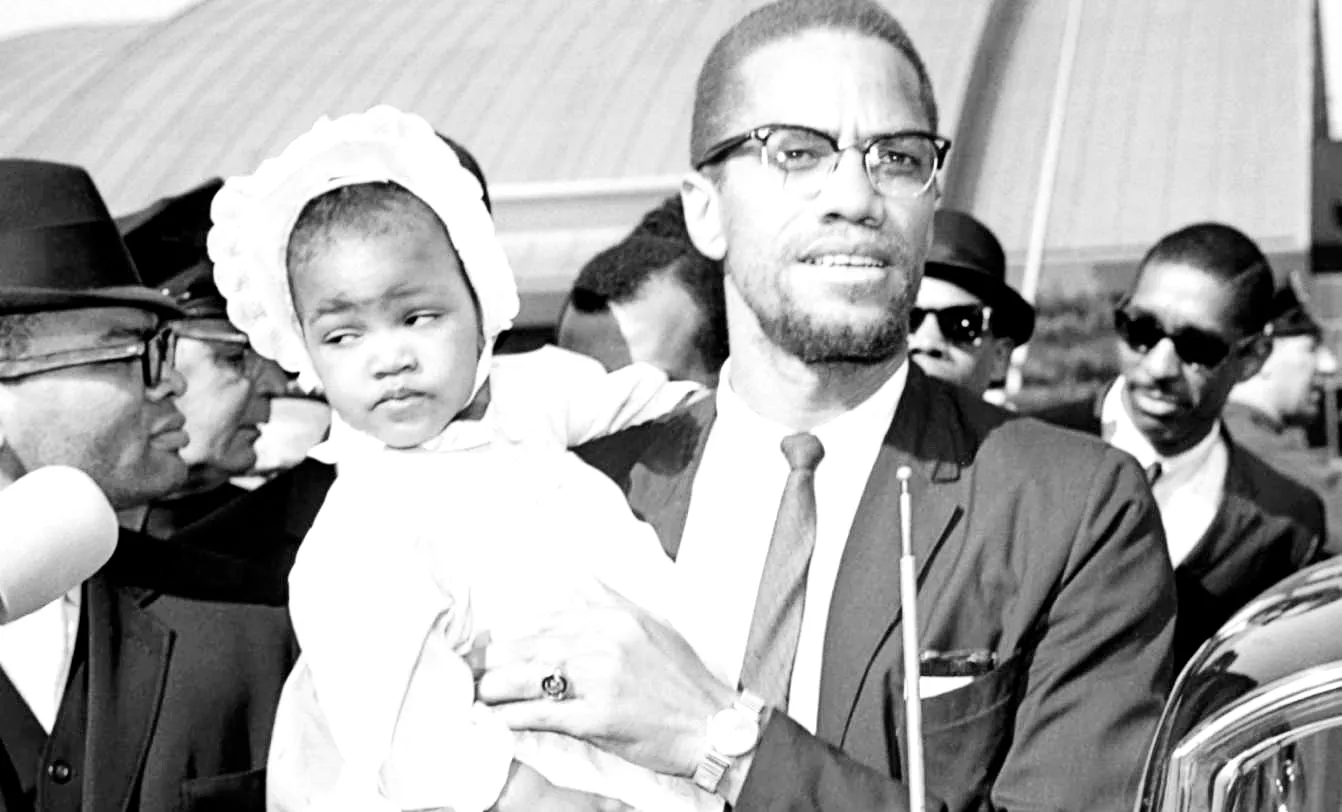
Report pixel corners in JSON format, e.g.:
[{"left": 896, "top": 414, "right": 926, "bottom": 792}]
[{"left": 46, "top": 760, "right": 73, "bottom": 784}]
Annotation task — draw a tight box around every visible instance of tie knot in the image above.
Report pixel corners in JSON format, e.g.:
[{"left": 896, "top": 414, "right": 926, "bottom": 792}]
[{"left": 781, "top": 432, "right": 825, "bottom": 472}]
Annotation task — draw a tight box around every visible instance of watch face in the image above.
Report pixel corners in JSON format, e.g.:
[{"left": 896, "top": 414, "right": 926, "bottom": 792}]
[{"left": 709, "top": 708, "right": 761, "bottom": 757}]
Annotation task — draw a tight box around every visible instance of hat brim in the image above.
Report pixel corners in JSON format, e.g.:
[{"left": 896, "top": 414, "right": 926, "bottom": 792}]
[
  {"left": 0, "top": 285, "right": 186, "bottom": 318},
  {"left": 924, "top": 261, "right": 1036, "bottom": 345}
]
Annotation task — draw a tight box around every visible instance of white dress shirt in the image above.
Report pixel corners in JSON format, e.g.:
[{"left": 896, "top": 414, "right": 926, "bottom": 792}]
[
  {"left": 1101, "top": 378, "right": 1228, "bottom": 566},
  {"left": 676, "top": 359, "right": 908, "bottom": 733},
  {"left": 0, "top": 588, "right": 81, "bottom": 732}
]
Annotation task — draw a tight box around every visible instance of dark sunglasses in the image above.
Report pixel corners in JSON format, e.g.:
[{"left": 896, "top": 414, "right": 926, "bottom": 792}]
[
  {"left": 910, "top": 305, "right": 992, "bottom": 347},
  {"left": 0, "top": 324, "right": 177, "bottom": 388},
  {"left": 1112, "top": 308, "right": 1255, "bottom": 369}
]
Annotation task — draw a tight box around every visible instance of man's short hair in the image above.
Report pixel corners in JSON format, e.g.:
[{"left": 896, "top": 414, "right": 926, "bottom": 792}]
[
  {"left": 570, "top": 235, "right": 728, "bottom": 372},
  {"left": 690, "top": 0, "right": 939, "bottom": 165},
  {"left": 1137, "top": 222, "right": 1276, "bottom": 336}
]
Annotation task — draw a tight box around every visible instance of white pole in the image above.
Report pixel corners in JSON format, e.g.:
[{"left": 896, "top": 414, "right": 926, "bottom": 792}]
[
  {"left": 1005, "top": 0, "right": 1087, "bottom": 399},
  {"left": 897, "top": 466, "right": 925, "bottom": 812}
]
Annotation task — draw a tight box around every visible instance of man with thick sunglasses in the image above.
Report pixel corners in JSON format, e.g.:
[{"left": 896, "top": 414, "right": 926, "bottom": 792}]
[
  {"left": 1037, "top": 222, "right": 1327, "bottom": 668},
  {"left": 909, "top": 210, "right": 1034, "bottom": 397},
  {"left": 0, "top": 159, "right": 295, "bottom": 812}
]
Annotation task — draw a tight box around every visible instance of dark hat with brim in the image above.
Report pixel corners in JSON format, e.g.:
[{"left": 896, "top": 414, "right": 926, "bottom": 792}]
[
  {"left": 119, "top": 178, "right": 227, "bottom": 319},
  {"left": 924, "top": 209, "right": 1035, "bottom": 345},
  {"left": 0, "top": 159, "right": 183, "bottom": 318},
  {"left": 1269, "top": 275, "right": 1323, "bottom": 338}
]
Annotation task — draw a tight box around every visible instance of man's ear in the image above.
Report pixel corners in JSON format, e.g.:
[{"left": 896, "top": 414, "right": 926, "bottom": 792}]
[
  {"left": 1235, "top": 334, "right": 1273, "bottom": 383},
  {"left": 681, "top": 172, "right": 726, "bottom": 261},
  {"left": 989, "top": 338, "right": 1016, "bottom": 382}
]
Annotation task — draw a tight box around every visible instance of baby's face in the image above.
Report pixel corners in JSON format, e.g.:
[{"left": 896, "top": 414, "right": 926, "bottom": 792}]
[{"left": 291, "top": 215, "right": 481, "bottom": 448}]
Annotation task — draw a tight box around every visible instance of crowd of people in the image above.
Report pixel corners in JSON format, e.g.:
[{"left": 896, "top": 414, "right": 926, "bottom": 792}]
[{"left": 0, "top": 0, "right": 1337, "bottom": 810}]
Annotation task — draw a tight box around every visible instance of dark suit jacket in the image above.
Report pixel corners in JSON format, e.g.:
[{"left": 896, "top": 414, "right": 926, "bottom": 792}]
[
  {"left": 1036, "top": 388, "right": 1327, "bottom": 667},
  {"left": 576, "top": 366, "right": 1176, "bottom": 812},
  {"left": 1222, "top": 400, "right": 1342, "bottom": 557},
  {"left": 0, "top": 531, "right": 299, "bottom": 812}
]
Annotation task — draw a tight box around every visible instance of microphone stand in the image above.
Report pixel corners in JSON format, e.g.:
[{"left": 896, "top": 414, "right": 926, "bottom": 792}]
[{"left": 897, "top": 466, "right": 925, "bottom": 812}]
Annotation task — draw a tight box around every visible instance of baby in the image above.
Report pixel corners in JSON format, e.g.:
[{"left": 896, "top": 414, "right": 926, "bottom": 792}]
[{"left": 208, "top": 106, "right": 718, "bottom": 812}]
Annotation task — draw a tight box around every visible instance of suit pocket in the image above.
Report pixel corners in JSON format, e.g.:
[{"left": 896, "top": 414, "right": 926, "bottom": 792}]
[
  {"left": 893, "top": 652, "right": 1024, "bottom": 811},
  {"left": 178, "top": 767, "right": 266, "bottom": 812},
  {"left": 919, "top": 651, "right": 1023, "bottom": 733}
]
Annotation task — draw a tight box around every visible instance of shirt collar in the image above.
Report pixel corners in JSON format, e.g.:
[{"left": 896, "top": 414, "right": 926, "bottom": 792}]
[{"left": 1101, "top": 376, "right": 1224, "bottom": 473}]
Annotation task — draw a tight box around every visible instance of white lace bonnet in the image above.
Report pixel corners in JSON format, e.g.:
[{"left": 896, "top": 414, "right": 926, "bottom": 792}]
[{"left": 206, "top": 105, "right": 519, "bottom": 396}]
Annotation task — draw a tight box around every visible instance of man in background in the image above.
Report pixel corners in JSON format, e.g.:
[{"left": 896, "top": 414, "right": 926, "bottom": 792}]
[
  {"left": 909, "top": 209, "right": 1034, "bottom": 397},
  {"left": 557, "top": 196, "right": 727, "bottom": 386},
  {"left": 1037, "top": 222, "right": 1327, "bottom": 665},
  {"left": 119, "top": 179, "right": 289, "bottom": 536},
  {"left": 1225, "top": 278, "right": 1342, "bottom": 554}
]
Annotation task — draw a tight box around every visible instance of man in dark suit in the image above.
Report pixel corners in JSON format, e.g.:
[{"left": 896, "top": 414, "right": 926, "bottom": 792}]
[
  {"left": 1225, "top": 280, "right": 1342, "bottom": 556},
  {"left": 0, "top": 159, "right": 296, "bottom": 812},
  {"left": 474, "top": 2, "right": 1177, "bottom": 810},
  {"left": 1036, "top": 223, "right": 1326, "bottom": 667}
]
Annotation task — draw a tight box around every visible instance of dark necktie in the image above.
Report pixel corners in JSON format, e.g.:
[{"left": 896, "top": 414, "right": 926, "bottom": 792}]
[
  {"left": 1145, "top": 461, "right": 1163, "bottom": 485},
  {"left": 739, "top": 433, "right": 825, "bottom": 711}
]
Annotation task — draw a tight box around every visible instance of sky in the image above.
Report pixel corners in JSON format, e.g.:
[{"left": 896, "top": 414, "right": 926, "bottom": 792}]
[{"left": 0, "top": 0, "right": 203, "bottom": 41}]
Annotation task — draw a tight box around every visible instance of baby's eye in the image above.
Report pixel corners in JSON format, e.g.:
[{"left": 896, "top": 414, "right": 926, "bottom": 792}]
[
  {"left": 406, "top": 312, "right": 441, "bottom": 327},
  {"left": 321, "top": 330, "right": 360, "bottom": 346}
]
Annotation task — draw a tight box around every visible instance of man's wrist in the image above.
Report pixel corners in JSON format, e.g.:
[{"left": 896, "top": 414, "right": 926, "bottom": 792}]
[
  {"left": 716, "top": 706, "right": 769, "bottom": 804},
  {"left": 692, "top": 690, "right": 767, "bottom": 797}
]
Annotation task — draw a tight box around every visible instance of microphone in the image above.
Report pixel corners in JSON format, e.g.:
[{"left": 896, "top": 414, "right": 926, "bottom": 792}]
[
  {"left": 0, "top": 465, "right": 118, "bottom": 624},
  {"left": 897, "top": 466, "right": 926, "bottom": 812}
]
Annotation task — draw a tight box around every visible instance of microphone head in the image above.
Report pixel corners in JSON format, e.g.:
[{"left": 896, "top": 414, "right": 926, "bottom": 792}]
[{"left": 0, "top": 465, "right": 118, "bottom": 623}]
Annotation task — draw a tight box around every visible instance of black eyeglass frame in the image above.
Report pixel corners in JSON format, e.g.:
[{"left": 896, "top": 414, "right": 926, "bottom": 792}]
[
  {"left": 1112, "top": 306, "right": 1259, "bottom": 370},
  {"left": 694, "top": 123, "right": 952, "bottom": 198},
  {"left": 910, "top": 304, "right": 994, "bottom": 347},
  {"left": 0, "top": 323, "right": 178, "bottom": 388}
]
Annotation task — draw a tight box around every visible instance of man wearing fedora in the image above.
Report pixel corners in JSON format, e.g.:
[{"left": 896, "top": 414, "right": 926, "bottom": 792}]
[
  {"left": 1036, "top": 222, "right": 1325, "bottom": 668},
  {"left": 118, "top": 179, "right": 289, "bottom": 539},
  {"left": 1226, "top": 279, "right": 1342, "bottom": 555},
  {"left": 908, "top": 209, "right": 1034, "bottom": 397},
  {"left": 0, "top": 159, "right": 295, "bottom": 812}
]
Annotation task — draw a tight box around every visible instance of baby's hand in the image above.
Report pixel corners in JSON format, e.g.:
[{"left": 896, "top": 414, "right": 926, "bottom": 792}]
[{"left": 493, "top": 761, "right": 633, "bottom": 812}]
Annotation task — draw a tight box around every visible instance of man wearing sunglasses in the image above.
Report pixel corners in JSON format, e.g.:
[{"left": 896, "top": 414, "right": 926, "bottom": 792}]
[
  {"left": 909, "top": 210, "right": 1034, "bottom": 397},
  {"left": 475, "top": 3, "right": 1175, "bottom": 811},
  {"left": 0, "top": 160, "right": 296, "bottom": 812},
  {"left": 1038, "top": 222, "right": 1326, "bottom": 667}
]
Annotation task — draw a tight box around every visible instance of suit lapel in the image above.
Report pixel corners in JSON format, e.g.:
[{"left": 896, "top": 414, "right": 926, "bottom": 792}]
[
  {"left": 83, "top": 573, "right": 172, "bottom": 812},
  {"left": 626, "top": 396, "right": 717, "bottom": 560},
  {"left": 818, "top": 368, "right": 970, "bottom": 743},
  {"left": 0, "top": 665, "right": 45, "bottom": 802}
]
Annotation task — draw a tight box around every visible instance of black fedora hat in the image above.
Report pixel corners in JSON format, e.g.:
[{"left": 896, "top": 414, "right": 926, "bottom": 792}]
[
  {"left": 0, "top": 160, "right": 182, "bottom": 317},
  {"left": 119, "top": 178, "right": 229, "bottom": 319},
  {"left": 924, "top": 209, "right": 1035, "bottom": 345}
]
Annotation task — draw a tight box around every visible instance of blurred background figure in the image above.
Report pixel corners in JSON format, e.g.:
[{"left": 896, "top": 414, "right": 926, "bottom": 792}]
[
  {"left": 556, "top": 195, "right": 726, "bottom": 387},
  {"left": 1226, "top": 277, "right": 1342, "bottom": 554},
  {"left": 118, "top": 179, "right": 293, "bottom": 536},
  {"left": 910, "top": 210, "right": 1034, "bottom": 397}
]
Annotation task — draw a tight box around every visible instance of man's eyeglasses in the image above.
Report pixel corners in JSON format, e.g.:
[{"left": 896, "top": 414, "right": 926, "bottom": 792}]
[
  {"left": 0, "top": 324, "right": 177, "bottom": 388},
  {"left": 1113, "top": 307, "right": 1256, "bottom": 369},
  {"left": 694, "top": 124, "right": 951, "bottom": 199},
  {"left": 910, "top": 305, "right": 992, "bottom": 347}
]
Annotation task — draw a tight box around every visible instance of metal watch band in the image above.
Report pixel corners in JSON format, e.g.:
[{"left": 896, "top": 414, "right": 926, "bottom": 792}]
[{"left": 692, "top": 690, "right": 766, "bottom": 794}]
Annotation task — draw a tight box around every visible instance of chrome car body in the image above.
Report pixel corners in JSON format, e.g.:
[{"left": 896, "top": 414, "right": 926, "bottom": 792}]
[{"left": 1136, "top": 557, "right": 1342, "bottom": 811}]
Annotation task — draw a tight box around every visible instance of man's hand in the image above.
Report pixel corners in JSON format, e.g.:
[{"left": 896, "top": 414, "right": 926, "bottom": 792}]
[{"left": 475, "top": 585, "right": 736, "bottom": 779}]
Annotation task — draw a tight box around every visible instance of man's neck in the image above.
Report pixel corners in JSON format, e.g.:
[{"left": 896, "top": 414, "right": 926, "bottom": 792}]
[
  {"left": 1226, "top": 387, "right": 1281, "bottom": 425},
  {"left": 727, "top": 336, "right": 904, "bottom": 431}
]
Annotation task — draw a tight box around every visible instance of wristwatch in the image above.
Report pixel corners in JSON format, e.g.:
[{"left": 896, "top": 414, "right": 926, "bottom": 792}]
[{"left": 692, "top": 690, "right": 767, "bottom": 794}]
